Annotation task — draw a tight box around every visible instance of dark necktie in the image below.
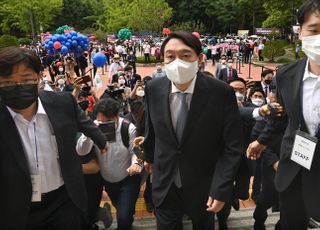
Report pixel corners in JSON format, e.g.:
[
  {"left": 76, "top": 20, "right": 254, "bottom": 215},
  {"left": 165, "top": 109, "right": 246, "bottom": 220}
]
[
  {"left": 229, "top": 68, "right": 233, "bottom": 81},
  {"left": 176, "top": 92, "right": 188, "bottom": 142},
  {"left": 264, "top": 86, "right": 268, "bottom": 96},
  {"left": 174, "top": 92, "right": 188, "bottom": 188}
]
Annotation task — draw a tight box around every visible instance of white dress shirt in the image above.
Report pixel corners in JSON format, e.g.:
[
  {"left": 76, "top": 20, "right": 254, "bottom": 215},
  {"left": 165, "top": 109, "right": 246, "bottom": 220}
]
[
  {"left": 7, "top": 98, "right": 64, "bottom": 193},
  {"left": 302, "top": 59, "right": 320, "bottom": 136},
  {"left": 169, "top": 75, "right": 197, "bottom": 131}
]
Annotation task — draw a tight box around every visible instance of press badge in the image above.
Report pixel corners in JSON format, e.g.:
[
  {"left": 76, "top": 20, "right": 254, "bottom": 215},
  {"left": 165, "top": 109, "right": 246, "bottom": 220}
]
[
  {"left": 290, "top": 130, "right": 318, "bottom": 170},
  {"left": 31, "top": 175, "right": 41, "bottom": 202}
]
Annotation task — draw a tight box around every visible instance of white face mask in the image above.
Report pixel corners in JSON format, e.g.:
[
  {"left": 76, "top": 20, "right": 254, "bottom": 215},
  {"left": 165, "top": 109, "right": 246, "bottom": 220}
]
[
  {"left": 302, "top": 34, "right": 320, "bottom": 65},
  {"left": 58, "top": 68, "right": 63, "bottom": 72},
  {"left": 165, "top": 59, "right": 198, "bottom": 84},
  {"left": 136, "top": 90, "right": 145, "bottom": 97},
  {"left": 118, "top": 79, "right": 125, "bottom": 85},
  {"left": 235, "top": 92, "right": 245, "bottom": 103},
  {"left": 252, "top": 98, "right": 264, "bottom": 107},
  {"left": 57, "top": 79, "right": 65, "bottom": 85}
]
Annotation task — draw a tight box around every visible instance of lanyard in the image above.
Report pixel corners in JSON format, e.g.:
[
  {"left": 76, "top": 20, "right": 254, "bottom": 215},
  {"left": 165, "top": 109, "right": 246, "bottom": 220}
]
[{"left": 33, "top": 122, "right": 39, "bottom": 172}]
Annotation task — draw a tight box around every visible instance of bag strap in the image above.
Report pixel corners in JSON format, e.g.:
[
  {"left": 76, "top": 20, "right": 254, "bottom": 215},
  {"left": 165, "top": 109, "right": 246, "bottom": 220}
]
[{"left": 120, "top": 119, "right": 130, "bottom": 149}]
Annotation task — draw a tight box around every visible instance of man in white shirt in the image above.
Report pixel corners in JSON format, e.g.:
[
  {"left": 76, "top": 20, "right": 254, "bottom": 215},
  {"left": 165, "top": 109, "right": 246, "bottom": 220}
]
[
  {"left": 76, "top": 98, "right": 142, "bottom": 230},
  {"left": 0, "top": 47, "right": 107, "bottom": 229},
  {"left": 143, "top": 42, "right": 151, "bottom": 63},
  {"left": 247, "top": 1, "right": 320, "bottom": 228}
]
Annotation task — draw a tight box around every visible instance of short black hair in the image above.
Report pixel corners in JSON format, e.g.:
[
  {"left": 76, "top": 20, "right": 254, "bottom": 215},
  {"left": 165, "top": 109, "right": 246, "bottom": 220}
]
[
  {"left": 161, "top": 31, "right": 202, "bottom": 56},
  {"left": 94, "top": 98, "right": 120, "bottom": 118},
  {"left": 249, "top": 87, "right": 265, "bottom": 98},
  {"left": 261, "top": 69, "right": 274, "bottom": 78},
  {"left": 297, "top": 0, "right": 320, "bottom": 26},
  {"left": 0, "top": 47, "right": 41, "bottom": 77},
  {"left": 124, "top": 65, "right": 133, "bottom": 72},
  {"left": 228, "top": 77, "right": 247, "bottom": 86}
]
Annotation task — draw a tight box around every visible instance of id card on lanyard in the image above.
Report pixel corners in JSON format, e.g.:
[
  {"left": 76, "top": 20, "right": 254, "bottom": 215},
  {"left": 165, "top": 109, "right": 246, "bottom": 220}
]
[
  {"left": 290, "top": 129, "right": 317, "bottom": 170},
  {"left": 31, "top": 122, "right": 41, "bottom": 202}
]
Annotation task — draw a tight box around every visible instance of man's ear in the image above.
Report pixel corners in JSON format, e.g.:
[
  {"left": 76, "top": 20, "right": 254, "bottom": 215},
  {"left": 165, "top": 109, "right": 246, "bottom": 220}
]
[{"left": 298, "top": 27, "right": 302, "bottom": 40}]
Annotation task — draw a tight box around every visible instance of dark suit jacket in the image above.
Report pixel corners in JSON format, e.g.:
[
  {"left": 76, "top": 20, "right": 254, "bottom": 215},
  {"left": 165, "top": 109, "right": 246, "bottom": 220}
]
[
  {"left": 259, "top": 58, "right": 320, "bottom": 220},
  {"left": 217, "top": 67, "right": 239, "bottom": 83},
  {"left": 143, "top": 72, "right": 243, "bottom": 218},
  {"left": 0, "top": 91, "right": 106, "bottom": 229}
]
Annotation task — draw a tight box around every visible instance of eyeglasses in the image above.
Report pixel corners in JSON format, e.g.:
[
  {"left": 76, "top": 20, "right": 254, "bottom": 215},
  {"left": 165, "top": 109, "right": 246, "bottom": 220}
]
[{"left": 0, "top": 79, "right": 38, "bottom": 88}]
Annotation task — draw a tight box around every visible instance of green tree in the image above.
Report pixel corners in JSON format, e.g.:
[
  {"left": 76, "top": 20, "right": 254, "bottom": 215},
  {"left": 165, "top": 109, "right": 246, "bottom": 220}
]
[
  {"left": 262, "top": 40, "right": 286, "bottom": 62},
  {"left": 99, "top": 0, "right": 172, "bottom": 33},
  {"left": 262, "top": 0, "right": 305, "bottom": 32},
  {"left": 0, "top": 0, "right": 63, "bottom": 34}
]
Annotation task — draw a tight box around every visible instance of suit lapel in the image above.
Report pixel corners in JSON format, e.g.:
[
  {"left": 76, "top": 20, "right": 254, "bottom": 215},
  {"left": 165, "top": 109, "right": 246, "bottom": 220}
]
[
  {"left": 286, "top": 58, "right": 307, "bottom": 126},
  {"left": 0, "top": 104, "right": 30, "bottom": 175},
  {"left": 179, "top": 74, "right": 209, "bottom": 147}
]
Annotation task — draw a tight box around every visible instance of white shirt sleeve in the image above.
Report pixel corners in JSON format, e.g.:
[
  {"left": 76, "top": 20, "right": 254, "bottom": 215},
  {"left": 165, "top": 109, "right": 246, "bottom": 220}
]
[
  {"left": 252, "top": 108, "right": 263, "bottom": 121},
  {"left": 76, "top": 134, "right": 94, "bottom": 156}
]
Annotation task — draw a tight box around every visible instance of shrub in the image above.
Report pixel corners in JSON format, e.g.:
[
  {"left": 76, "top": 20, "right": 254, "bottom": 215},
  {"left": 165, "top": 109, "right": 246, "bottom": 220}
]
[
  {"left": 262, "top": 40, "right": 286, "bottom": 62},
  {"left": 0, "top": 35, "right": 19, "bottom": 49},
  {"left": 136, "top": 55, "right": 163, "bottom": 64},
  {"left": 18, "top": 38, "right": 32, "bottom": 45}
]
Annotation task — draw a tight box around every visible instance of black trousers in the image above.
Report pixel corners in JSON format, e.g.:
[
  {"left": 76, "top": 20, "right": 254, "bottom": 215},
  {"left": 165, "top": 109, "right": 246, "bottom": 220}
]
[
  {"left": 279, "top": 172, "right": 308, "bottom": 230},
  {"left": 155, "top": 184, "right": 214, "bottom": 230},
  {"left": 253, "top": 165, "right": 279, "bottom": 229},
  {"left": 26, "top": 185, "right": 84, "bottom": 230}
]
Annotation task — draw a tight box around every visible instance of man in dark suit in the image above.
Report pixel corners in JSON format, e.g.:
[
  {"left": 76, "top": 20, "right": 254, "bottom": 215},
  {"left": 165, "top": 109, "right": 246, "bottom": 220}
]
[
  {"left": 143, "top": 31, "right": 243, "bottom": 229},
  {"left": 0, "top": 47, "right": 107, "bottom": 229},
  {"left": 217, "top": 58, "right": 239, "bottom": 83},
  {"left": 247, "top": 1, "right": 320, "bottom": 229}
]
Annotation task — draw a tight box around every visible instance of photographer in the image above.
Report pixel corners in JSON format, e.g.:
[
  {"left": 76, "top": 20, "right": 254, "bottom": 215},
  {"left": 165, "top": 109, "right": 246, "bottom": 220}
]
[{"left": 76, "top": 98, "right": 142, "bottom": 230}]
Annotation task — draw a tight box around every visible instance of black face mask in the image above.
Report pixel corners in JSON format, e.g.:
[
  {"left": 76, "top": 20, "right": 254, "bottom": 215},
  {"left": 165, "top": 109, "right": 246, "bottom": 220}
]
[
  {"left": 78, "top": 100, "right": 89, "bottom": 111},
  {"left": 0, "top": 84, "right": 38, "bottom": 110},
  {"left": 265, "top": 79, "right": 272, "bottom": 85}
]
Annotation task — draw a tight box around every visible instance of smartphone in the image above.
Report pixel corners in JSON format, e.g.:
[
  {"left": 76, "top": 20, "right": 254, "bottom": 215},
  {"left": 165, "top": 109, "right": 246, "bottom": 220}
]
[{"left": 98, "top": 121, "right": 116, "bottom": 142}]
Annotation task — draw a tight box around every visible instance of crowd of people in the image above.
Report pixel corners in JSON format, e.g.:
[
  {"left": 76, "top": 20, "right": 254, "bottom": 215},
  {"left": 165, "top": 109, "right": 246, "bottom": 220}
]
[{"left": 1, "top": 0, "right": 320, "bottom": 230}]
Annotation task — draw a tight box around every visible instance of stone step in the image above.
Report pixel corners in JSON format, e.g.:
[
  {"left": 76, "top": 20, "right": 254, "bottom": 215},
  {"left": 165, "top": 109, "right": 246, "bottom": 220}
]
[
  {"left": 107, "top": 208, "right": 320, "bottom": 230},
  {"left": 108, "top": 208, "right": 282, "bottom": 229}
]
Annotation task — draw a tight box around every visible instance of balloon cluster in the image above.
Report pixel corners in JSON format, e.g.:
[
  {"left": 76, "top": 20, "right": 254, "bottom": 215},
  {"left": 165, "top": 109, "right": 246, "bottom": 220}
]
[
  {"left": 43, "top": 30, "right": 89, "bottom": 56},
  {"left": 117, "top": 28, "right": 132, "bottom": 41},
  {"left": 162, "top": 28, "right": 171, "bottom": 36},
  {"left": 56, "top": 25, "right": 71, "bottom": 34}
]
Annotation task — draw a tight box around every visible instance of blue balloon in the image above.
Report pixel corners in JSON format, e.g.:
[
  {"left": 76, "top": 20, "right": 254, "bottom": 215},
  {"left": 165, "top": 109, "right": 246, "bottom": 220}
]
[
  {"left": 70, "top": 30, "right": 77, "bottom": 36},
  {"left": 44, "top": 44, "right": 49, "bottom": 49},
  {"left": 61, "top": 46, "right": 68, "bottom": 54},
  {"left": 67, "top": 39, "right": 72, "bottom": 43},
  {"left": 77, "top": 36, "right": 82, "bottom": 42},
  {"left": 67, "top": 34, "right": 72, "bottom": 39},
  {"left": 93, "top": 52, "right": 107, "bottom": 67},
  {"left": 57, "top": 35, "right": 63, "bottom": 41},
  {"left": 44, "top": 39, "right": 49, "bottom": 44},
  {"left": 48, "top": 41, "right": 54, "bottom": 48},
  {"left": 72, "top": 36, "right": 77, "bottom": 40},
  {"left": 65, "top": 42, "right": 71, "bottom": 48},
  {"left": 72, "top": 40, "right": 78, "bottom": 47},
  {"left": 51, "top": 36, "right": 57, "bottom": 42}
]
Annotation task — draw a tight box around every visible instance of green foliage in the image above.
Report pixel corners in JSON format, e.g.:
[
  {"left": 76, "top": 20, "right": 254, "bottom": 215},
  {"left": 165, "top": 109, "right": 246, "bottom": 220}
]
[
  {"left": 136, "top": 55, "right": 163, "bottom": 64},
  {"left": 262, "top": 0, "right": 305, "bottom": 30},
  {"left": 0, "top": 0, "right": 63, "bottom": 34},
  {"left": 170, "top": 21, "right": 206, "bottom": 34},
  {"left": 0, "top": 35, "right": 18, "bottom": 48},
  {"left": 262, "top": 40, "right": 287, "bottom": 62},
  {"left": 99, "top": 0, "right": 173, "bottom": 33},
  {"left": 18, "top": 37, "right": 32, "bottom": 45}
]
